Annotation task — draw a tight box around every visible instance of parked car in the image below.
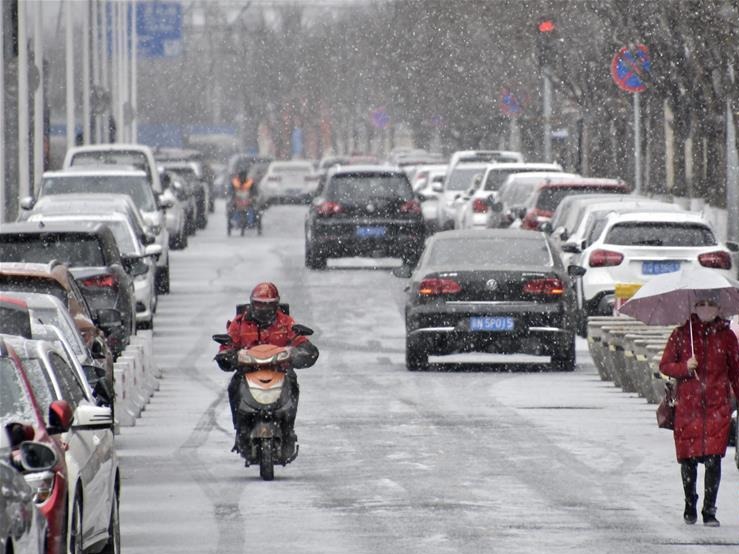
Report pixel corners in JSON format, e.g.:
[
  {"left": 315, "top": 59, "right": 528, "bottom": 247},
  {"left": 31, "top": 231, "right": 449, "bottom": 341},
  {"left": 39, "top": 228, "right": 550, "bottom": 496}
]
[
  {"left": 24, "top": 214, "right": 160, "bottom": 331},
  {"left": 455, "top": 162, "right": 565, "bottom": 230},
  {"left": 416, "top": 166, "right": 448, "bottom": 235},
  {"left": 403, "top": 229, "right": 583, "bottom": 371},
  {"left": 305, "top": 165, "right": 425, "bottom": 269},
  {"left": 22, "top": 192, "right": 170, "bottom": 294},
  {"left": 2, "top": 335, "right": 119, "bottom": 554},
  {"left": 159, "top": 170, "right": 192, "bottom": 244},
  {"left": 153, "top": 146, "right": 216, "bottom": 212},
  {"left": 575, "top": 211, "right": 739, "bottom": 320},
  {"left": 517, "top": 178, "right": 631, "bottom": 231},
  {"left": 0, "top": 262, "right": 117, "bottom": 394},
  {"left": 157, "top": 162, "right": 209, "bottom": 230},
  {"left": 1, "top": 339, "right": 71, "bottom": 554},
  {"left": 0, "top": 221, "right": 138, "bottom": 356},
  {"left": 259, "top": 160, "right": 320, "bottom": 205}
]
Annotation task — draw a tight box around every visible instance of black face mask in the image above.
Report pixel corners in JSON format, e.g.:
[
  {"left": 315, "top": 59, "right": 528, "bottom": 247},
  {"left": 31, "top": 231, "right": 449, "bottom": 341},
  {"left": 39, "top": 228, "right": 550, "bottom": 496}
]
[{"left": 251, "top": 303, "right": 277, "bottom": 326}]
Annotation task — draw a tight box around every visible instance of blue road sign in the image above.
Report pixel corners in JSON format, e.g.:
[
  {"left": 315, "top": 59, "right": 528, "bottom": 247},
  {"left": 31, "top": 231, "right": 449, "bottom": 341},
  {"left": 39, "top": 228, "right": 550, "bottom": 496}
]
[
  {"left": 137, "top": 1, "right": 183, "bottom": 58},
  {"left": 370, "top": 107, "right": 391, "bottom": 130},
  {"left": 611, "top": 44, "right": 651, "bottom": 93}
]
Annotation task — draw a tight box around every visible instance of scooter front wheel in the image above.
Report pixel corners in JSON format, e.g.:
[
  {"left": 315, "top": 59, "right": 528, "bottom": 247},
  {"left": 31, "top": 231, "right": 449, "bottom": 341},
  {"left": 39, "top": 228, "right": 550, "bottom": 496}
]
[{"left": 259, "top": 438, "right": 274, "bottom": 481}]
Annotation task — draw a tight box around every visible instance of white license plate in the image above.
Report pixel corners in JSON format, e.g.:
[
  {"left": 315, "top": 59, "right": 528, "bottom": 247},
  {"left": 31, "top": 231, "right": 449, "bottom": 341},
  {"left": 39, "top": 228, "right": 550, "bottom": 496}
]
[{"left": 469, "top": 316, "right": 514, "bottom": 332}]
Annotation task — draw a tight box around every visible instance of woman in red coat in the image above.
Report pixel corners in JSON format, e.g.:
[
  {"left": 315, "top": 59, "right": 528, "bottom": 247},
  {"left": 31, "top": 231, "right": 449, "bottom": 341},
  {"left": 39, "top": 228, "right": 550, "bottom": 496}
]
[{"left": 659, "top": 293, "right": 739, "bottom": 527}]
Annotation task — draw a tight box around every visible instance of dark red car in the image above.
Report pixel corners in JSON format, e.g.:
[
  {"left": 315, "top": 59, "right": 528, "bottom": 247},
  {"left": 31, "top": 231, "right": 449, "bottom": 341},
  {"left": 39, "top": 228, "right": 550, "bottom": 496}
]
[
  {"left": 1, "top": 338, "right": 73, "bottom": 554},
  {"left": 518, "top": 178, "right": 631, "bottom": 231}
]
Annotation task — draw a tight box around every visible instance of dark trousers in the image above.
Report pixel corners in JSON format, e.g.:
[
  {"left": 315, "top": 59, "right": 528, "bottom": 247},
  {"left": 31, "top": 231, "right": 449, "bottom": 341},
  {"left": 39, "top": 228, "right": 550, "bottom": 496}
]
[{"left": 681, "top": 455, "right": 721, "bottom": 513}]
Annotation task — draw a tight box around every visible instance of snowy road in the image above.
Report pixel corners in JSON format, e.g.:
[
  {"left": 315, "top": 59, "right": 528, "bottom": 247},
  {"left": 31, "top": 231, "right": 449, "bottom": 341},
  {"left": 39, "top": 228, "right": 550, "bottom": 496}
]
[{"left": 118, "top": 201, "right": 739, "bottom": 553}]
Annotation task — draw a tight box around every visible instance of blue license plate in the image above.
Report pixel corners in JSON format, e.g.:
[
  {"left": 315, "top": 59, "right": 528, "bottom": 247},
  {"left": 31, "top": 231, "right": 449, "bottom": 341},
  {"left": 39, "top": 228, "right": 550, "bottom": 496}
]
[
  {"left": 642, "top": 261, "right": 680, "bottom": 275},
  {"left": 469, "top": 316, "right": 514, "bottom": 332},
  {"left": 356, "top": 226, "right": 386, "bottom": 238}
]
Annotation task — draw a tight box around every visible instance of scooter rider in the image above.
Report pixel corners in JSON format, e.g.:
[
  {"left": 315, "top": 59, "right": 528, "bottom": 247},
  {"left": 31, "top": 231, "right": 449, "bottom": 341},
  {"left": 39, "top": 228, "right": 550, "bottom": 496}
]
[{"left": 214, "top": 282, "right": 318, "bottom": 449}]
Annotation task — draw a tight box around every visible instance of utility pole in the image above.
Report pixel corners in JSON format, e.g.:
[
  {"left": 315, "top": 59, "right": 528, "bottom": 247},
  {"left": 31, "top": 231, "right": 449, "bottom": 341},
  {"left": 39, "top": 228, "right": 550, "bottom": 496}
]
[
  {"left": 33, "top": 2, "right": 44, "bottom": 190},
  {"left": 0, "top": 1, "right": 5, "bottom": 223},
  {"left": 726, "top": 65, "right": 738, "bottom": 243},
  {"left": 65, "top": 0, "right": 76, "bottom": 149},
  {"left": 17, "top": 0, "right": 29, "bottom": 199}
]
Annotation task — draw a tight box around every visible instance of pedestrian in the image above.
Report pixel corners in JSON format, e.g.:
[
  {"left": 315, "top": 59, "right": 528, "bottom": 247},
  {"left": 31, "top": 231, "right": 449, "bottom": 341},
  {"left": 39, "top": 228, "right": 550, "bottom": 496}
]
[{"left": 659, "top": 291, "right": 739, "bottom": 526}]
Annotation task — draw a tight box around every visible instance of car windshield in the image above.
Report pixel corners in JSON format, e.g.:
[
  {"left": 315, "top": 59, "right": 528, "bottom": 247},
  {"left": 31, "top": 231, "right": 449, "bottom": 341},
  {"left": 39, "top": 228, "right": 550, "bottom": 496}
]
[
  {"left": 446, "top": 166, "right": 485, "bottom": 191},
  {"left": 327, "top": 174, "right": 413, "bottom": 203},
  {"left": 0, "top": 235, "right": 105, "bottom": 267},
  {"left": 535, "top": 186, "right": 623, "bottom": 212},
  {"left": 427, "top": 237, "right": 552, "bottom": 267},
  {"left": 41, "top": 175, "right": 157, "bottom": 211},
  {"left": 501, "top": 182, "right": 537, "bottom": 206},
  {"left": 17, "top": 358, "right": 56, "bottom": 415},
  {"left": 605, "top": 223, "right": 716, "bottom": 247},
  {"left": 0, "top": 358, "right": 35, "bottom": 425}
]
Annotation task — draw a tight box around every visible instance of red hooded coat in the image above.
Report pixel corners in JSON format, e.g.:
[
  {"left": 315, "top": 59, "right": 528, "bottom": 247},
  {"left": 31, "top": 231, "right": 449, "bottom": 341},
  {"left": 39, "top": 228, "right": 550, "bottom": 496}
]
[{"left": 659, "top": 315, "right": 739, "bottom": 461}]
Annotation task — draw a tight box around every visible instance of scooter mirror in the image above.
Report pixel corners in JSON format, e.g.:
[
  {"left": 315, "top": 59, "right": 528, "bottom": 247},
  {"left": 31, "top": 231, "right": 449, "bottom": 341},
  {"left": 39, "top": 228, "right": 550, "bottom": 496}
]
[
  {"left": 292, "top": 324, "right": 314, "bottom": 336},
  {"left": 212, "top": 334, "right": 231, "bottom": 345}
]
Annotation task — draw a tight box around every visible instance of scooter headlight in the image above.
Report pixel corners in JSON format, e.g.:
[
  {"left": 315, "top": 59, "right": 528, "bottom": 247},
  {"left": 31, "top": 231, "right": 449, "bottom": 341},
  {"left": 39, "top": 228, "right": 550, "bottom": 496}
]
[{"left": 249, "top": 386, "right": 283, "bottom": 405}]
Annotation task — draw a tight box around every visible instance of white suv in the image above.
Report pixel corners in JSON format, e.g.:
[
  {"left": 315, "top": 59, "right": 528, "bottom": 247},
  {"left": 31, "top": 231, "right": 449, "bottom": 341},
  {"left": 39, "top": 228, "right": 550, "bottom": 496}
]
[{"left": 575, "top": 211, "right": 738, "bottom": 318}]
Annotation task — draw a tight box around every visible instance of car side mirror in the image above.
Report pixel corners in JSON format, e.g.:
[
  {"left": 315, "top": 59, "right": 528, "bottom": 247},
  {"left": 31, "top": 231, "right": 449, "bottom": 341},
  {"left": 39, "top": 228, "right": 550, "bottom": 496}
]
[
  {"left": 516, "top": 207, "right": 528, "bottom": 219},
  {"left": 158, "top": 193, "right": 175, "bottom": 209},
  {"left": 142, "top": 233, "right": 156, "bottom": 246},
  {"left": 726, "top": 240, "right": 739, "bottom": 253},
  {"left": 556, "top": 227, "right": 569, "bottom": 241},
  {"left": 47, "top": 400, "right": 74, "bottom": 434},
  {"left": 567, "top": 265, "right": 587, "bottom": 278},
  {"left": 560, "top": 242, "right": 582, "bottom": 254},
  {"left": 122, "top": 256, "right": 149, "bottom": 277},
  {"left": 20, "top": 196, "right": 35, "bottom": 210},
  {"left": 144, "top": 244, "right": 163, "bottom": 259},
  {"left": 431, "top": 183, "right": 443, "bottom": 194},
  {"left": 18, "top": 441, "right": 58, "bottom": 472},
  {"left": 292, "top": 324, "right": 314, "bottom": 336},
  {"left": 487, "top": 198, "right": 503, "bottom": 212},
  {"left": 90, "top": 336, "right": 109, "bottom": 359},
  {"left": 540, "top": 222, "right": 553, "bottom": 234}
]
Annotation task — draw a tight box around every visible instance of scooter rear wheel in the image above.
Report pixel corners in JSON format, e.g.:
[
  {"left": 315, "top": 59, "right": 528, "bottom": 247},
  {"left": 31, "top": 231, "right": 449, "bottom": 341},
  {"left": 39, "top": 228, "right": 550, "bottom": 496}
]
[{"left": 259, "top": 438, "right": 274, "bottom": 481}]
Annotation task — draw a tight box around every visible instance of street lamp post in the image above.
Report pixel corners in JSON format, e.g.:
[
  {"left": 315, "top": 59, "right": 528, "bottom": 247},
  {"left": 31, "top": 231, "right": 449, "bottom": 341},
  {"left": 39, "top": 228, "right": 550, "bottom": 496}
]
[
  {"left": 66, "top": 0, "right": 76, "bottom": 150},
  {"left": 33, "top": 3, "right": 44, "bottom": 190},
  {"left": 17, "top": 0, "right": 30, "bottom": 200}
]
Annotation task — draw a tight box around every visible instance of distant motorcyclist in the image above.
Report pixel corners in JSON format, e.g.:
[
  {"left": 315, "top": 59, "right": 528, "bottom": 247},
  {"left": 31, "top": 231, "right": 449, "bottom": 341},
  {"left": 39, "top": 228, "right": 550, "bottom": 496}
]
[{"left": 214, "top": 282, "right": 318, "bottom": 449}]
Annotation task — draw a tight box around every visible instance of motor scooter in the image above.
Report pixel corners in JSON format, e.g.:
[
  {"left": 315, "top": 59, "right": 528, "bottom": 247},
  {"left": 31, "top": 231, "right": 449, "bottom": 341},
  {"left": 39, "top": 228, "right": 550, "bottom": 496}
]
[
  {"left": 212, "top": 324, "right": 313, "bottom": 481},
  {"left": 227, "top": 189, "right": 262, "bottom": 236}
]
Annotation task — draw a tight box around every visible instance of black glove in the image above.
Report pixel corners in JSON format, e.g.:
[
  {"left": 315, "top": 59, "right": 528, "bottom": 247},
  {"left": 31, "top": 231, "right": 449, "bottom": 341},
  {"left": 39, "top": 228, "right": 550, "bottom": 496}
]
[{"left": 215, "top": 350, "right": 238, "bottom": 371}]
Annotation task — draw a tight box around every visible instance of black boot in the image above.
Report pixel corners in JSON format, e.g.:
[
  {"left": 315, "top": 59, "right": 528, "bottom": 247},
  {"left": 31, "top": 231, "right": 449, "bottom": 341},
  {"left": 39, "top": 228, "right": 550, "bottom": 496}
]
[
  {"left": 702, "top": 455, "right": 722, "bottom": 527},
  {"left": 680, "top": 459, "right": 698, "bottom": 524}
]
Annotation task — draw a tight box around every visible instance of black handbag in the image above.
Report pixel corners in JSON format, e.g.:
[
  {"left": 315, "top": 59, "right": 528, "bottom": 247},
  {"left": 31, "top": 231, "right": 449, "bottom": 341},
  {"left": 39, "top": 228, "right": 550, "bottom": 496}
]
[{"left": 656, "top": 381, "right": 675, "bottom": 430}]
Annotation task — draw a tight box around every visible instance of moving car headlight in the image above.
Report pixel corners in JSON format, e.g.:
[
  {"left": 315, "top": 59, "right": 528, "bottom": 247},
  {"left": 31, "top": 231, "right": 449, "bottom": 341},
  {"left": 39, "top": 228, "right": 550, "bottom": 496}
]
[
  {"left": 249, "top": 386, "right": 282, "bottom": 405},
  {"left": 24, "top": 470, "right": 56, "bottom": 504}
]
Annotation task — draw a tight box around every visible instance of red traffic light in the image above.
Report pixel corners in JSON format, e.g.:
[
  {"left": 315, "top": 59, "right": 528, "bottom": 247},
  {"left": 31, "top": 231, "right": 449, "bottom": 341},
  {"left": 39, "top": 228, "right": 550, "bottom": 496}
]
[{"left": 538, "top": 20, "right": 556, "bottom": 33}]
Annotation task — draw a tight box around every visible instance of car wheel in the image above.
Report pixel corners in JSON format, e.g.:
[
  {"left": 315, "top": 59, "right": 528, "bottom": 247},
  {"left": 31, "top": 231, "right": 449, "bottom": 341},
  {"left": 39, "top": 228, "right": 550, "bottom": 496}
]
[
  {"left": 552, "top": 337, "right": 576, "bottom": 371},
  {"left": 68, "top": 492, "right": 83, "bottom": 554},
  {"left": 305, "top": 242, "right": 326, "bottom": 270},
  {"left": 406, "top": 336, "right": 428, "bottom": 371},
  {"left": 99, "top": 490, "right": 120, "bottom": 554},
  {"left": 156, "top": 266, "right": 170, "bottom": 295}
]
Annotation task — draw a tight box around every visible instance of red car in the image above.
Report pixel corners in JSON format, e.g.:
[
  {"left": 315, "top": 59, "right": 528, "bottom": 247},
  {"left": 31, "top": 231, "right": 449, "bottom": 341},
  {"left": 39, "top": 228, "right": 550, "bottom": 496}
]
[
  {"left": 518, "top": 178, "right": 631, "bottom": 231},
  {"left": 1, "top": 338, "right": 73, "bottom": 554}
]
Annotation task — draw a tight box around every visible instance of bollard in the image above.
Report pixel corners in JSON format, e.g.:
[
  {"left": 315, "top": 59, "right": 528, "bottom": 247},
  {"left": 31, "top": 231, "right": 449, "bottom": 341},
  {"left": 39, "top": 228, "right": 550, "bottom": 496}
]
[
  {"left": 119, "top": 351, "right": 147, "bottom": 414},
  {"left": 113, "top": 360, "right": 137, "bottom": 427}
]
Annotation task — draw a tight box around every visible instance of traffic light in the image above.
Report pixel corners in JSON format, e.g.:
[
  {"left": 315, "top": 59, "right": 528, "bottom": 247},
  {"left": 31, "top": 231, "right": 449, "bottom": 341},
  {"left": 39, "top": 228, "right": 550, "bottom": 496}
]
[{"left": 536, "top": 18, "right": 558, "bottom": 69}]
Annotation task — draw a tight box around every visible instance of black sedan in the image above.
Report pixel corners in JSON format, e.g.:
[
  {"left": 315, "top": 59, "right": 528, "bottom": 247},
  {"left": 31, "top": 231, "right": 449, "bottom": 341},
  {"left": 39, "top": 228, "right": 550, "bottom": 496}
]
[
  {"left": 403, "top": 229, "right": 585, "bottom": 371},
  {"left": 305, "top": 165, "right": 425, "bottom": 269}
]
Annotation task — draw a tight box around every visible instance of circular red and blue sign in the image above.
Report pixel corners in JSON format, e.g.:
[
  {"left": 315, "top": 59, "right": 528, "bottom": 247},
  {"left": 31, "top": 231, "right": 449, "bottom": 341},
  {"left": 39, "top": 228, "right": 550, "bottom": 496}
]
[{"left": 611, "top": 44, "right": 651, "bottom": 93}]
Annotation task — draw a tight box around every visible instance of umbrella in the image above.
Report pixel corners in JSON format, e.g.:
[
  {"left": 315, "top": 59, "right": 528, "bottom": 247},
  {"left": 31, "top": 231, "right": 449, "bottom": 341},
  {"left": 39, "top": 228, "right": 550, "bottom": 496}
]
[{"left": 619, "top": 267, "right": 739, "bottom": 355}]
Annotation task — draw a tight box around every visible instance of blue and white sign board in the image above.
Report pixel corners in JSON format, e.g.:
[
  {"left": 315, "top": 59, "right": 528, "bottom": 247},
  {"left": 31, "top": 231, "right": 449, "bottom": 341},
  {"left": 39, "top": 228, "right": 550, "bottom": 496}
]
[{"left": 137, "top": 1, "right": 183, "bottom": 58}]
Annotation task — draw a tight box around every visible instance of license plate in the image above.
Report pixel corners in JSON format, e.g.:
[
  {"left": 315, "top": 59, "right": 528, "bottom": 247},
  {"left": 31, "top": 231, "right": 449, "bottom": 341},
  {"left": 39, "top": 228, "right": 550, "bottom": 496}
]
[
  {"left": 469, "top": 316, "right": 514, "bottom": 332},
  {"left": 642, "top": 261, "right": 680, "bottom": 275},
  {"left": 356, "top": 226, "right": 386, "bottom": 238}
]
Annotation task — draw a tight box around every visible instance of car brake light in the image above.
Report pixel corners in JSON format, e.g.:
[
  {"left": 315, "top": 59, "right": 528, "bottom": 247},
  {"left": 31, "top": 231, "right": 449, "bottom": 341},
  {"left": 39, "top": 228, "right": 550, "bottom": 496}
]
[
  {"left": 523, "top": 277, "right": 564, "bottom": 295},
  {"left": 418, "top": 278, "right": 462, "bottom": 296},
  {"left": 698, "top": 251, "right": 732, "bottom": 270},
  {"left": 317, "top": 201, "right": 342, "bottom": 216},
  {"left": 521, "top": 208, "right": 551, "bottom": 230},
  {"left": 589, "top": 249, "right": 624, "bottom": 267},
  {"left": 472, "top": 198, "right": 488, "bottom": 213},
  {"left": 400, "top": 200, "right": 421, "bottom": 214},
  {"left": 81, "top": 274, "right": 118, "bottom": 288}
]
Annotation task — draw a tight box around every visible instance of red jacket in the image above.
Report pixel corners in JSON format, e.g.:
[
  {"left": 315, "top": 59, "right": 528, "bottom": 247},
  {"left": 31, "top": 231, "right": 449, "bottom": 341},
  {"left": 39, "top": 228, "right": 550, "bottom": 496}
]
[
  {"left": 219, "top": 310, "right": 308, "bottom": 352},
  {"left": 659, "top": 315, "right": 739, "bottom": 461}
]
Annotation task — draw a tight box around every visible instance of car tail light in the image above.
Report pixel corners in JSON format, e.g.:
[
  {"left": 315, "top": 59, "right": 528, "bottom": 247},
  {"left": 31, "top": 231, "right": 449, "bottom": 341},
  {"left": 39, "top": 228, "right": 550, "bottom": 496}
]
[
  {"left": 418, "top": 278, "right": 462, "bottom": 296},
  {"left": 523, "top": 277, "right": 564, "bottom": 296},
  {"left": 472, "top": 198, "right": 488, "bottom": 213},
  {"left": 316, "top": 201, "right": 342, "bottom": 216},
  {"left": 698, "top": 251, "right": 732, "bottom": 270},
  {"left": 81, "top": 274, "right": 118, "bottom": 288},
  {"left": 400, "top": 199, "right": 421, "bottom": 214},
  {"left": 589, "top": 249, "right": 624, "bottom": 267}
]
